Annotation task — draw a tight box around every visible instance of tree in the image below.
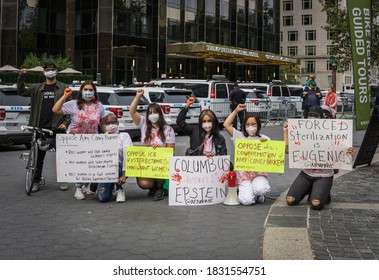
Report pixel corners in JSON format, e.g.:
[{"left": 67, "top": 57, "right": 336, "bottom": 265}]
[
  {"left": 280, "top": 64, "right": 300, "bottom": 85},
  {"left": 320, "top": 0, "right": 379, "bottom": 70},
  {"left": 21, "top": 53, "right": 74, "bottom": 70}
]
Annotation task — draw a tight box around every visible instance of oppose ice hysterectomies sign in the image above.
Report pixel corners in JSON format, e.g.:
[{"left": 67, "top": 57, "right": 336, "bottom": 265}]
[
  {"left": 288, "top": 119, "right": 353, "bottom": 170},
  {"left": 169, "top": 155, "right": 231, "bottom": 206},
  {"left": 56, "top": 134, "right": 119, "bottom": 182}
]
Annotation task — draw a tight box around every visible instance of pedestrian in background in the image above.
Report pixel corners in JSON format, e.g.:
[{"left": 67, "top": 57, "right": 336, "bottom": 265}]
[
  {"left": 302, "top": 83, "right": 322, "bottom": 118},
  {"left": 17, "top": 61, "right": 71, "bottom": 193},
  {"left": 229, "top": 82, "right": 247, "bottom": 130},
  {"left": 224, "top": 104, "right": 271, "bottom": 205},
  {"left": 323, "top": 85, "right": 337, "bottom": 118},
  {"left": 95, "top": 112, "right": 132, "bottom": 203},
  {"left": 52, "top": 81, "right": 108, "bottom": 200},
  {"left": 129, "top": 88, "right": 175, "bottom": 201},
  {"left": 177, "top": 97, "right": 227, "bottom": 157}
]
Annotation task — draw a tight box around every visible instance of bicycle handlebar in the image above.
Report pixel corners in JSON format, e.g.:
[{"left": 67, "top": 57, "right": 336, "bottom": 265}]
[{"left": 21, "top": 126, "right": 54, "bottom": 136}]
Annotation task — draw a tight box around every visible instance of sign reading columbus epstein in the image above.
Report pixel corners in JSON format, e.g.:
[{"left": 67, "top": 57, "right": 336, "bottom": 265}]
[
  {"left": 288, "top": 119, "right": 354, "bottom": 170},
  {"left": 347, "top": 0, "right": 372, "bottom": 130}
]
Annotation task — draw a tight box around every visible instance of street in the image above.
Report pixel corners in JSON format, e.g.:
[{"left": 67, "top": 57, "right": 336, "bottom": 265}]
[{"left": 0, "top": 125, "right": 302, "bottom": 260}]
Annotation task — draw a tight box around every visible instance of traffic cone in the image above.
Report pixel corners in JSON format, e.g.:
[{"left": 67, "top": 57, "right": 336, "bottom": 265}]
[{"left": 223, "top": 170, "right": 240, "bottom": 205}]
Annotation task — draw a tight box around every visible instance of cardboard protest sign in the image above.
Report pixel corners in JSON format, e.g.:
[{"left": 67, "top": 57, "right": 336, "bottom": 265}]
[
  {"left": 125, "top": 146, "right": 174, "bottom": 179},
  {"left": 56, "top": 134, "right": 119, "bottom": 182},
  {"left": 288, "top": 119, "right": 353, "bottom": 170},
  {"left": 234, "top": 139, "right": 285, "bottom": 173},
  {"left": 169, "top": 156, "right": 231, "bottom": 206}
]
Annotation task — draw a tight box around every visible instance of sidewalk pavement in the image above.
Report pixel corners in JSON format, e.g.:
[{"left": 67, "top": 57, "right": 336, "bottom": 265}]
[{"left": 263, "top": 153, "right": 379, "bottom": 260}]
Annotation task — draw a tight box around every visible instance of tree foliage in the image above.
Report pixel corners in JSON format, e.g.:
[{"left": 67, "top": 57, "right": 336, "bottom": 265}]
[
  {"left": 320, "top": 0, "right": 379, "bottom": 70},
  {"left": 280, "top": 64, "right": 301, "bottom": 85},
  {"left": 21, "top": 52, "right": 74, "bottom": 70}
]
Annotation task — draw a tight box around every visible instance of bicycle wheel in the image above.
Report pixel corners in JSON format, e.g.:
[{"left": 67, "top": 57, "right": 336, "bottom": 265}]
[{"left": 25, "top": 144, "right": 38, "bottom": 195}]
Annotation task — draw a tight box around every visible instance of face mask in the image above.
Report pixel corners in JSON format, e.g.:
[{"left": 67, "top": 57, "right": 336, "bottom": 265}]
[
  {"left": 82, "top": 90, "right": 95, "bottom": 101},
  {"left": 44, "top": 70, "right": 56, "bottom": 79},
  {"left": 246, "top": 125, "right": 257, "bottom": 135},
  {"left": 148, "top": 113, "right": 159, "bottom": 123},
  {"left": 105, "top": 124, "right": 118, "bottom": 134},
  {"left": 202, "top": 122, "right": 213, "bottom": 132}
]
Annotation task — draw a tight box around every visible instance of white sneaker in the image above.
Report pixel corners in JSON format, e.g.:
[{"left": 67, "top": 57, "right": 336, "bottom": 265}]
[
  {"left": 59, "top": 183, "right": 70, "bottom": 191},
  {"left": 74, "top": 188, "right": 85, "bottom": 200},
  {"left": 116, "top": 189, "right": 126, "bottom": 203},
  {"left": 82, "top": 184, "right": 94, "bottom": 195}
]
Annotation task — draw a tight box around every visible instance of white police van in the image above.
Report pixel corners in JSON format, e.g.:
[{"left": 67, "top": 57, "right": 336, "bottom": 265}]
[
  {"left": 0, "top": 84, "right": 32, "bottom": 148},
  {"left": 154, "top": 76, "right": 234, "bottom": 123}
]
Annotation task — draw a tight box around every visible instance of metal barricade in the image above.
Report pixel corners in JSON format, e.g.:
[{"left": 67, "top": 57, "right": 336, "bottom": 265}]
[
  {"left": 338, "top": 98, "right": 355, "bottom": 119},
  {"left": 266, "top": 100, "right": 290, "bottom": 125},
  {"left": 245, "top": 99, "right": 272, "bottom": 127}
]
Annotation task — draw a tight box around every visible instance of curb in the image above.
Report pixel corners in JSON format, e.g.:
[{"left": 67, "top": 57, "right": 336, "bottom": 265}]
[{"left": 262, "top": 152, "right": 379, "bottom": 260}]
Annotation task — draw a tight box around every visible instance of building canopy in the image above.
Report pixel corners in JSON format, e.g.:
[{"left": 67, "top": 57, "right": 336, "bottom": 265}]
[{"left": 167, "top": 42, "right": 298, "bottom": 65}]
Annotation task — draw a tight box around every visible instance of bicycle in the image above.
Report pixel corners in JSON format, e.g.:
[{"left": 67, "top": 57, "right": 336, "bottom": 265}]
[{"left": 20, "top": 126, "right": 54, "bottom": 195}]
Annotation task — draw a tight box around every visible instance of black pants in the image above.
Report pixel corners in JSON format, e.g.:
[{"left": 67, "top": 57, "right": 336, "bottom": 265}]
[
  {"left": 232, "top": 108, "right": 246, "bottom": 130},
  {"left": 35, "top": 130, "right": 63, "bottom": 182},
  {"left": 286, "top": 171, "right": 333, "bottom": 210}
]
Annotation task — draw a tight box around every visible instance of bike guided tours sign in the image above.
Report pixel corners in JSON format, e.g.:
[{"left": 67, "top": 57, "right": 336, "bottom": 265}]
[
  {"left": 169, "top": 155, "right": 230, "bottom": 206},
  {"left": 56, "top": 134, "right": 119, "bottom": 182},
  {"left": 287, "top": 119, "right": 354, "bottom": 170},
  {"left": 347, "top": 0, "right": 372, "bottom": 130}
]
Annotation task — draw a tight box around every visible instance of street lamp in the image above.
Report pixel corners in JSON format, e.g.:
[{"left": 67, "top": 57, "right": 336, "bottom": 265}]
[{"left": 330, "top": 57, "right": 338, "bottom": 90}]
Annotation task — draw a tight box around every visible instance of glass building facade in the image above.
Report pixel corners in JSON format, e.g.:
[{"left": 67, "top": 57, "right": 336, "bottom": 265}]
[{"left": 0, "top": 0, "right": 295, "bottom": 85}]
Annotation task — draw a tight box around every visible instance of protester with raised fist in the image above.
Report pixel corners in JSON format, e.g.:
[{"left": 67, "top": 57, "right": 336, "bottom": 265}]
[
  {"left": 224, "top": 104, "right": 271, "bottom": 205},
  {"left": 53, "top": 80, "right": 108, "bottom": 200},
  {"left": 129, "top": 88, "right": 175, "bottom": 201},
  {"left": 17, "top": 61, "right": 71, "bottom": 192},
  {"left": 177, "top": 96, "right": 227, "bottom": 157}
]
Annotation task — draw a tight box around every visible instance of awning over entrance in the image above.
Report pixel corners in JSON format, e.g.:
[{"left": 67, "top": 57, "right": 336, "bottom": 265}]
[{"left": 167, "top": 42, "right": 298, "bottom": 65}]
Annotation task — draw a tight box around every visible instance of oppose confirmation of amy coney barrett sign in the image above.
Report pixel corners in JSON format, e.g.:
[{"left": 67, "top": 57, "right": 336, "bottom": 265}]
[{"left": 288, "top": 119, "right": 353, "bottom": 170}]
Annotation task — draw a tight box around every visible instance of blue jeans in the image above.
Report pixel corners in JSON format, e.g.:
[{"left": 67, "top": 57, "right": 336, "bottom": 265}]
[{"left": 96, "top": 165, "right": 123, "bottom": 202}]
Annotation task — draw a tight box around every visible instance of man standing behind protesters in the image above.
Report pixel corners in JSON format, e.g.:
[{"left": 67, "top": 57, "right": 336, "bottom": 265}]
[
  {"left": 302, "top": 82, "right": 322, "bottom": 118},
  {"left": 17, "top": 61, "right": 71, "bottom": 192},
  {"left": 229, "top": 82, "right": 246, "bottom": 129}
]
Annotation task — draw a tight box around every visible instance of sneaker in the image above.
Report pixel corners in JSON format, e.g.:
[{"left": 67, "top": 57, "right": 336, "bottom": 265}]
[
  {"left": 147, "top": 187, "right": 157, "bottom": 197},
  {"left": 82, "top": 184, "right": 94, "bottom": 195},
  {"left": 257, "top": 195, "right": 266, "bottom": 203},
  {"left": 116, "top": 189, "right": 126, "bottom": 203},
  {"left": 59, "top": 183, "right": 70, "bottom": 191},
  {"left": 153, "top": 188, "right": 164, "bottom": 201},
  {"left": 31, "top": 182, "right": 40, "bottom": 193},
  {"left": 74, "top": 188, "right": 85, "bottom": 200}
]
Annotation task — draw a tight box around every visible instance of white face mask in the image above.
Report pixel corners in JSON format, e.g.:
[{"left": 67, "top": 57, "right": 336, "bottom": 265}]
[
  {"left": 202, "top": 122, "right": 213, "bottom": 132},
  {"left": 148, "top": 113, "right": 159, "bottom": 123},
  {"left": 44, "top": 70, "right": 56, "bottom": 79},
  {"left": 82, "top": 90, "right": 95, "bottom": 101},
  {"left": 246, "top": 125, "right": 258, "bottom": 136},
  {"left": 105, "top": 124, "right": 118, "bottom": 134}
]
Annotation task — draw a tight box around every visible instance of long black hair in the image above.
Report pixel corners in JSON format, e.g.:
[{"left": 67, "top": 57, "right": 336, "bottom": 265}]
[
  {"left": 198, "top": 109, "right": 221, "bottom": 140},
  {"left": 241, "top": 114, "right": 262, "bottom": 138},
  {"left": 77, "top": 81, "right": 99, "bottom": 110},
  {"left": 144, "top": 103, "right": 168, "bottom": 145}
]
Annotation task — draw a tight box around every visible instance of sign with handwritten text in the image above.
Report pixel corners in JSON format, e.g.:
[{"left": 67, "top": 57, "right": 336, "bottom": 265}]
[
  {"left": 288, "top": 119, "right": 353, "bottom": 170},
  {"left": 234, "top": 139, "right": 285, "bottom": 173},
  {"left": 56, "top": 134, "right": 119, "bottom": 182},
  {"left": 125, "top": 146, "right": 174, "bottom": 179},
  {"left": 169, "top": 156, "right": 231, "bottom": 206}
]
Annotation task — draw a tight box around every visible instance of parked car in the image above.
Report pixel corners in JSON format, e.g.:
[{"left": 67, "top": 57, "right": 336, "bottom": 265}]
[
  {"left": 0, "top": 84, "right": 32, "bottom": 148},
  {"left": 241, "top": 88, "right": 271, "bottom": 120},
  {"left": 125, "top": 87, "right": 201, "bottom": 132},
  {"left": 154, "top": 76, "right": 234, "bottom": 123},
  {"left": 238, "top": 81, "right": 298, "bottom": 118},
  {"left": 70, "top": 85, "right": 149, "bottom": 139},
  {"left": 288, "top": 84, "right": 304, "bottom": 117}
]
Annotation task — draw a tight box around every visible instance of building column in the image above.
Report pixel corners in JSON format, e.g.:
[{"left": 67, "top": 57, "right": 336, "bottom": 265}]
[
  {"left": 98, "top": 0, "right": 113, "bottom": 85},
  {"left": 1, "top": 0, "right": 18, "bottom": 66},
  {"left": 65, "top": 0, "right": 75, "bottom": 63}
]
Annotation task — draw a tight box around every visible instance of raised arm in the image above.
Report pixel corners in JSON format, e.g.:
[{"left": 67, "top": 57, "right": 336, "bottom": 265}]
[
  {"left": 129, "top": 88, "right": 144, "bottom": 127},
  {"left": 17, "top": 68, "right": 32, "bottom": 97},
  {"left": 52, "top": 88, "right": 72, "bottom": 115},
  {"left": 223, "top": 103, "right": 246, "bottom": 137},
  {"left": 176, "top": 97, "right": 196, "bottom": 135}
]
